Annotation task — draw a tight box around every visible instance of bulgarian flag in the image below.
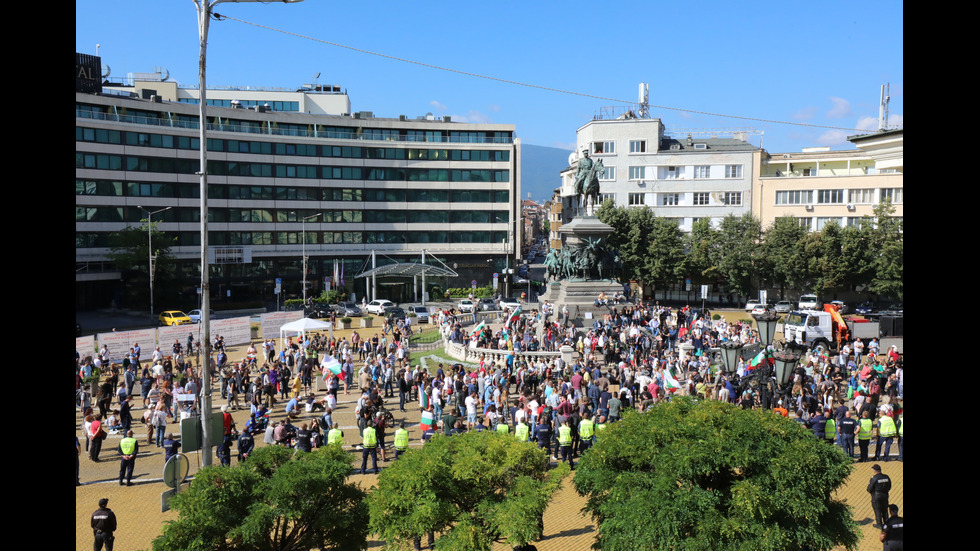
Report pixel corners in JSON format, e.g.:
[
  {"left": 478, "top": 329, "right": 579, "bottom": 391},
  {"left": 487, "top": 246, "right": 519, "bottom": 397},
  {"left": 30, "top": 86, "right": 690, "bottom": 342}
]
[
  {"left": 663, "top": 367, "right": 681, "bottom": 393},
  {"left": 505, "top": 305, "right": 522, "bottom": 329},
  {"left": 419, "top": 387, "right": 431, "bottom": 411},
  {"left": 468, "top": 320, "right": 486, "bottom": 340},
  {"left": 420, "top": 409, "right": 435, "bottom": 431},
  {"left": 320, "top": 356, "right": 342, "bottom": 378},
  {"left": 746, "top": 349, "right": 769, "bottom": 373}
]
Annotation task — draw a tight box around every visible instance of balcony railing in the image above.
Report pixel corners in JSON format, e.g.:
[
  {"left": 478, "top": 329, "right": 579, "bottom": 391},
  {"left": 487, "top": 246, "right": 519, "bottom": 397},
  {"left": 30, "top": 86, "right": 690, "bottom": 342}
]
[{"left": 76, "top": 109, "right": 514, "bottom": 144}]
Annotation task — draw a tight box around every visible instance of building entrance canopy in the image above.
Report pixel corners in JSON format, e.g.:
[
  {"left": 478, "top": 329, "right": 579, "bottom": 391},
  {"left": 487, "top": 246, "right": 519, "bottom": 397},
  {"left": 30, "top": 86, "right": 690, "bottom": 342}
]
[{"left": 355, "top": 262, "right": 457, "bottom": 279}]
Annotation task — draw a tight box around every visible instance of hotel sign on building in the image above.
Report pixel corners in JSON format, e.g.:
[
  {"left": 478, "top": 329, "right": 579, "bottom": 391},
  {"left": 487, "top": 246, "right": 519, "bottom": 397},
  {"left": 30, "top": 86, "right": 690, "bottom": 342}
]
[{"left": 75, "top": 53, "right": 101, "bottom": 93}]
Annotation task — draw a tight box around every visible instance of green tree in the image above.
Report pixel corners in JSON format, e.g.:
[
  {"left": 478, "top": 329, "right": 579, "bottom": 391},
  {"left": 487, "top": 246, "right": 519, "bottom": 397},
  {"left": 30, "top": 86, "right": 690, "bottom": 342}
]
[
  {"left": 714, "top": 213, "right": 762, "bottom": 298},
  {"left": 596, "top": 200, "right": 655, "bottom": 282},
  {"left": 760, "top": 217, "right": 808, "bottom": 299},
  {"left": 814, "top": 221, "right": 847, "bottom": 293},
  {"left": 368, "top": 431, "right": 569, "bottom": 550},
  {"left": 154, "top": 445, "right": 368, "bottom": 551},
  {"left": 646, "top": 217, "right": 685, "bottom": 296},
  {"left": 106, "top": 220, "right": 178, "bottom": 310},
  {"left": 574, "top": 399, "right": 859, "bottom": 551},
  {"left": 839, "top": 223, "right": 877, "bottom": 291},
  {"left": 867, "top": 200, "right": 903, "bottom": 300},
  {"left": 681, "top": 217, "right": 719, "bottom": 286}
]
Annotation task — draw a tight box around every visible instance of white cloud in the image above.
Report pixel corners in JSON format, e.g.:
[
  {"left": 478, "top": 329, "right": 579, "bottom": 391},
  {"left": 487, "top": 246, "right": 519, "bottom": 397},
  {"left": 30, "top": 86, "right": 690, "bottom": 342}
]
[
  {"left": 855, "top": 116, "right": 878, "bottom": 131},
  {"left": 793, "top": 106, "right": 818, "bottom": 121},
  {"left": 429, "top": 100, "right": 448, "bottom": 112},
  {"left": 552, "top": 141, "right": 576, "bottom": 151},
  {"left": 816, "top": 129, "right": 849, "bottom": 146},
  {"left": 826, "top": 97, "right": 851, "bottom": 119}
]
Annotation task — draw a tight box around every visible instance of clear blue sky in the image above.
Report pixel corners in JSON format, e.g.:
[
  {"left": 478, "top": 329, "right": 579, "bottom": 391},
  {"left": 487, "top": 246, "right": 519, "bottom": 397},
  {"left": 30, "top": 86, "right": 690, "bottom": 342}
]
[{"left": 76, "top": 1, "right": 903, "bottom": 154}]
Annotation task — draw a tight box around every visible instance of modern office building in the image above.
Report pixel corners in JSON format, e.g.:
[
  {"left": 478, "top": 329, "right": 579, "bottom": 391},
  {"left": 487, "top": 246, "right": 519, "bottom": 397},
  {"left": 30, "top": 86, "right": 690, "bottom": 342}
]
[
  {"left": 755, "top": 130, "right": 903, "bottom": 231},
  {"left": 76, "top": 54, "right": 521, "bottom": 309},
  {"left": 556, "top": 116, "right": 761, "bottom": 233}
]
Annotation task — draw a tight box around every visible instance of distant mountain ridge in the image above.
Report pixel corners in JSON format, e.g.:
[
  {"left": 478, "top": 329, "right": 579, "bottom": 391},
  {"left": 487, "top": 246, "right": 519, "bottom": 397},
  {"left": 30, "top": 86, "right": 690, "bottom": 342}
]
[{"left": 520, "top": 144, "right": 572, "bottom": 203}]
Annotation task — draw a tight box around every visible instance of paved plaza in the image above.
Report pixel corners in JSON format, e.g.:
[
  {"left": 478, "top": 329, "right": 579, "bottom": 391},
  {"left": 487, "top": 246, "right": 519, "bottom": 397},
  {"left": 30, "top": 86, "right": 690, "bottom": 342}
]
[{"left": 76, "top": 317, "right": 902, "bottom": 551}]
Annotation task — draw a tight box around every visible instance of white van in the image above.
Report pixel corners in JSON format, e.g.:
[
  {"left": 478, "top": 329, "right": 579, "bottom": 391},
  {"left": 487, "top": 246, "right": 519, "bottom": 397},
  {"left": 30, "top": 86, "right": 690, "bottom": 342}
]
[{"left": 798, "top": 294, "right": 819, "bottom": 310}]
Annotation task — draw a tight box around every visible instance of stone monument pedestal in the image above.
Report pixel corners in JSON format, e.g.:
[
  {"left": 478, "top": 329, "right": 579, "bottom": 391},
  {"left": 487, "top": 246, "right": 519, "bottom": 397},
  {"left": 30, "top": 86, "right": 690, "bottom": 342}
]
[{"left": 541, "top": 214, "right": 625, "bottom": 327}]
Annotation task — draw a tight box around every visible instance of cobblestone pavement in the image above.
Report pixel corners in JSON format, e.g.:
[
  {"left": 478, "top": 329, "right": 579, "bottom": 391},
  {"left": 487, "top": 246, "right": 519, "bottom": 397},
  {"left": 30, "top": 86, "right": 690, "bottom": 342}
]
[{"left": 76, "top": 324, "right": 902, "bottom": 551}]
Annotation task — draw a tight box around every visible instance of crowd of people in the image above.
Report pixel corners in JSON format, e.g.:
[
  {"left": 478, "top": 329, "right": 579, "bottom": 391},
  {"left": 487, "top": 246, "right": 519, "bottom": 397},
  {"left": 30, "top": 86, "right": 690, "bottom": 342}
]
[{"left": 79, "top": 297, "right": 902, "bottom": 550}]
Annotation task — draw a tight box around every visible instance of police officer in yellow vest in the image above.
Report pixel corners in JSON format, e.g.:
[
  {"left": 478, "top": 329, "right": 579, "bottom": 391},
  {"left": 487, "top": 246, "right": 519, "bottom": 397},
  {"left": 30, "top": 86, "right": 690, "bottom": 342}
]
[
  {"left": 824, "top": 417, "right": 836, "bottom": 444},
  {"left": 595, "top": 415, "right": 608, "bottom": 439},
  {"left": 514, "top": 420, "right": 530, "bottom": 442},
  {"left": 578, "top": 416, "right": 595, "bottom": 454},
  {"left": 857, "top": 410, "right": 873, "bottom": 462},
  {"left": 495, "top": 421, "right": 510, "bottom": 435},
  {"left": 118, "top": 430, "right": 138, "bottom": 486},
  {"left": 394, "top": 422, "right": 410, "bottom": 460},
  {"left": 360, "top": 420, "right": 379, "bottom": 475},
  {"left": 875, "top": 413, "right": 897, "bottom": 462},
  {"left": 327, "top": 422, "right": 344, "bottom": 447},
  {"left": 558, "top": 419, "right": 574, "bottom": 469}
]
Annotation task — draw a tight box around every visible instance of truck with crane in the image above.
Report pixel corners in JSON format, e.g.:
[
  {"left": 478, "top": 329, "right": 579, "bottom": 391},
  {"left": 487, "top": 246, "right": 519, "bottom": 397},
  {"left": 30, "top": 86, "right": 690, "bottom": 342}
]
[{"left": 783, "top": 303, "right": 879, "bottom": 354}]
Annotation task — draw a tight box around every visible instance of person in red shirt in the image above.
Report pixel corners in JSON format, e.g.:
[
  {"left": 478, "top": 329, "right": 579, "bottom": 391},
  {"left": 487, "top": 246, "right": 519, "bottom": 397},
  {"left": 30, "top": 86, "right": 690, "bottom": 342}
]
[
  {"left": 90, "top": 414, "right": 106, "bottom": 461},
  {"left": 221, "top": 405, "right": 235, "bottom": 437}
]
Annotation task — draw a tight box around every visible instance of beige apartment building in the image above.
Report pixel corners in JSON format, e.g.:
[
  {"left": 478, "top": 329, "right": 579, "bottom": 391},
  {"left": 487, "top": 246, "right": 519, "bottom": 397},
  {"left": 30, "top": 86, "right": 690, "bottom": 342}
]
[{"left": 754, "top": 129, "right": 903, "bottom": 231}]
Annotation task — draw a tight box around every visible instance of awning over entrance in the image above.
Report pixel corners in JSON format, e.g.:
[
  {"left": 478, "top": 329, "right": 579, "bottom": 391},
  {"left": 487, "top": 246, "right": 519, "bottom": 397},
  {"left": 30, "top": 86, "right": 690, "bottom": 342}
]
[{"left": 355, "top": 262, "right": 458, "bottom": 279}]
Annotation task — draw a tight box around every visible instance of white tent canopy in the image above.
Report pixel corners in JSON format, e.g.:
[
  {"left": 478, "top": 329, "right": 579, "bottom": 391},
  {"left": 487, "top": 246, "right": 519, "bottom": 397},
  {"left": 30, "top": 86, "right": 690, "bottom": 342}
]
[{"left": 278, "top": 317, "right": 333, "bottom": 352}]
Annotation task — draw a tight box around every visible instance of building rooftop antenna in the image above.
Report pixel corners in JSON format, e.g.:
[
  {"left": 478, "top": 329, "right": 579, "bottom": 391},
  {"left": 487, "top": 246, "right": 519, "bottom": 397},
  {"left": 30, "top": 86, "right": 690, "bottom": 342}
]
[
  {"left": 878, "top": 83, "right": 890, "bottom": 131},
  {"left": 638, "top": 82, "right": 650, "bottom": 118}
]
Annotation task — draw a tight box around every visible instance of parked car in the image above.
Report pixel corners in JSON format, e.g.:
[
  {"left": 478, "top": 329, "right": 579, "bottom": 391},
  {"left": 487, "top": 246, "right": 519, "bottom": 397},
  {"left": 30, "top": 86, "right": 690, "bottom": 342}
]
[
  {"left": 408, "top": 305, "right": 430, "bottom": 323},
  {"left": 829, "top": 300, "right": 849, "bottom": 314},
  {"left": 305, "top": 303, "right": 333, "bottom": 319},
  {"left": 774, "top": 300, "right": 795, "bottom": 313},
  {"left": 751, "top": 304, "right": 773, "bottom": 315},
  {"left": 159, "top": 310, "right": 192, "bottom": 326},
  {"left": 477, "top": 298, "right": 497, "bottom": 311},
  {"left": 498, "top": 297, "right": 522, "bottom": 310},
  {"left": 333, "top": 301, "right": 362, "bottom": 317},
  {"left": 855, "top": 300, "right": 878, "bottom": 316},
  {"left": 879, "top": 302, "right": 903, "bottom": 316},
  {"left": 187, "top": 309, "right": 216, "bottom": 323},
  {"left": 366, "top": 299, "right": 394, "bottom": 315},
  {"left": 458, "top": 299, "right": 475, "bottom": 313},
  {"left": 385, "top": 306, "right": 407, "bottom": 322},
  {"left": 744, "top": 300, "right": 766, "bottom": 312}
]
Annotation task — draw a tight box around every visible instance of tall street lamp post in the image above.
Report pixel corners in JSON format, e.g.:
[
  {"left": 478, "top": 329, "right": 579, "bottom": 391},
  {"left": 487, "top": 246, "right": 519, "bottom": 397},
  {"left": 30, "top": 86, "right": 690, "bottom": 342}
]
[
  {"left": 138, "top": 205, "right": 171, "bottom": 323},
  {"left": 192, "top": 0, "right": 304, "bottom": 466}
]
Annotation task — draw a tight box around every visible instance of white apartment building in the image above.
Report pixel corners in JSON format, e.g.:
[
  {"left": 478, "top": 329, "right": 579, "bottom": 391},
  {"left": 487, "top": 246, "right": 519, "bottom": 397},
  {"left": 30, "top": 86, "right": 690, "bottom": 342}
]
[{"left": 558, "top": 117, "right": 761, "bottom": 232}]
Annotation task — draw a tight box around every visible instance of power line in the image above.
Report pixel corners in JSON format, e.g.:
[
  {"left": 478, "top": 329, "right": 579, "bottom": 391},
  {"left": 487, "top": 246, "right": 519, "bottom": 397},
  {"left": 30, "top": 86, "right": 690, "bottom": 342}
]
[{"left": 216, "top": 13, "right": 868, "bottom": 133}]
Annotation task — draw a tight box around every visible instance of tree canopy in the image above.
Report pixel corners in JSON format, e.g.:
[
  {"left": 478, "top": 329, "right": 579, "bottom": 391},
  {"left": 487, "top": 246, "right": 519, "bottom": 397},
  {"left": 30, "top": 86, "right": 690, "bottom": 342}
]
[
  {"left": 368, "top": 430, "right": 569, "bottom": 551},
  {"left": 106, "top": 220, "right": 179, "bottom": 310},
  {"left": 593, "top": 199, "right": 903, "bottom": 301},
  {"left": 573, "top": 398, "right": 859, "bottom": 551},
  {"left": 154, "top": 445, "right": 368, "bottom": 551}
]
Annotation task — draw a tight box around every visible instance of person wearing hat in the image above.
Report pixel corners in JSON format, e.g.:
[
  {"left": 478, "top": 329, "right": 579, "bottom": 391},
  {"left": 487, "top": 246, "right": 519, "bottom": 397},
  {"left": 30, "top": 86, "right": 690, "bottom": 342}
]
[
  {"left": 92, "top": 498, "right": 117, "bottom": 551},
  {"left": 867, "top": 464, "right": 892, "bottom": 529}
]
